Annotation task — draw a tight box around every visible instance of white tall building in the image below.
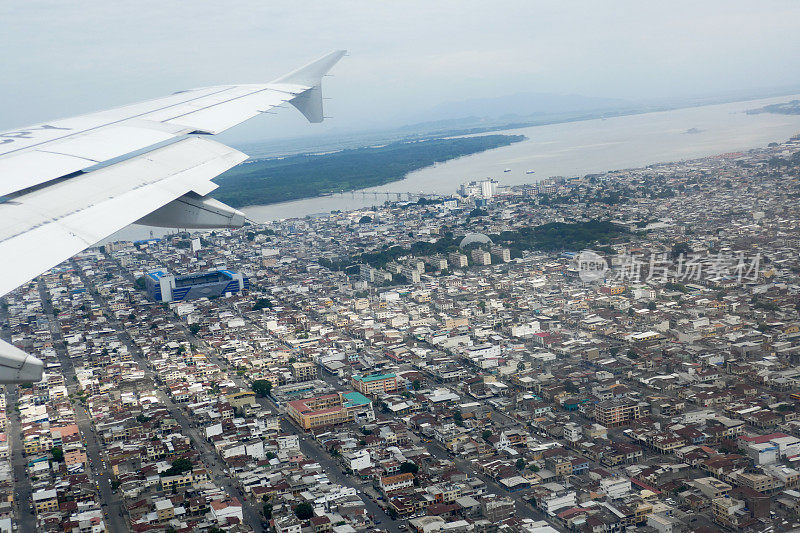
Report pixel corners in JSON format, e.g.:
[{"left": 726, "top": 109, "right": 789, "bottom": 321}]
[
  {"left": 460, "top": 179, "right": 498, "bottom": 199},
  {"left": 347, "top": 449, "right": 373, "bottom": 471},
  {"left": 481, "top": 179, "right": 497, "bottom": 198},
  {"left": 599, "top": 477, "right": 631, "bottom": 499},
  {"left": 563, "top": 423, "right": 582, "bottom": 443},
  {"left": 542, "top": 491, "right": 576, "bottom": 514}
]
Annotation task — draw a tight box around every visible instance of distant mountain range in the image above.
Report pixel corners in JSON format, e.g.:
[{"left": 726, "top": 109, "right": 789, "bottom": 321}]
[
  {"left": 426, "top": 92, "right": 633, "bottom": 120},
  {"left": 235, "top": 86, "right": 800, "bottom": 159},
  {"left": 397, "top": 87, "right": 800, "bottom": 134}
]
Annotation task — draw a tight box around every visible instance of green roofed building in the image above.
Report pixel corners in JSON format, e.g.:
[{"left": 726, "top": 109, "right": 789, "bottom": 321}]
[
  {"left": 351, "top": 372, "right": 399, "bottom": 396},
  {"left": 342, "top": 391, "right": 372, "bottom": 408},
  {"left": 287, "top": 391, "right": 375, "bottom": 430}
]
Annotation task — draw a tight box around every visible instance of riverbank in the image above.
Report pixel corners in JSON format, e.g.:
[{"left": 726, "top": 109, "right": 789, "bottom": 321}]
[
  {"left": 213, "top": 134, "right": 525, "bottom": 208},
  {"left": 102, "top": 93, "right": 800, "bottom": 242},
  {"left": 241, "top": 93, "right": 800, "bottom": 222}
]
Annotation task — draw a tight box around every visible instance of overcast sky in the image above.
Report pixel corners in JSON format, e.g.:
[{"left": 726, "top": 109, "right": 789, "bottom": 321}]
[{"left": 2, "top": 1, "right": 799, "bottom": 143}]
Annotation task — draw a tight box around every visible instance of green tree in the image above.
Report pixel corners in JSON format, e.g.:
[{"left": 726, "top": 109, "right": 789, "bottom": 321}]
[
  {"left": 482, "top": 430, "right": 493, "bottom": 441},
  {"left": 253, "top": 298, "right": 272, "bottom": 311},
  {"left": 412, "top": 380, "right": 422, "bottom": 391},
  {"left": 50, "top": 447, "right": 64, "bottom": 462},
  {"left": 263, "top": 502, "right": 273, "bottom": 519},
  {"left": 161, "top": 458, "right": 193, "bottom": 477},
  {"left": 664, "top": 282, "right": 689, "bottom": 293},
  {"left": 399, "top": 462, "right": 419, "bottom": 475},
  {"left": 516, "top": 458, "right": 526, "bottom": 470},
  {"left": 252, "top": 380, "right": 272, "bottom": 397},
  {"left": 670, "top": 242, "right": 691, "bottom": 259},
  {"left": 563, "top": 381, "right": 579, "bottom": 394},
  {"left": 294, "top": 502, "right": 314, "bottom": 520}
]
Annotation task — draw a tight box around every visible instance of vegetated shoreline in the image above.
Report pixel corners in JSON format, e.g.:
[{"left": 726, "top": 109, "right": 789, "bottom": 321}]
[
  {"left": 746, "top": 99, "right": 800, "bottom": 116},
  {"left": 237, "top": 90, "right": 800, "bottom": 161},
  {"left": 212, "top": 134, "right": 525, "bottom": 208}
]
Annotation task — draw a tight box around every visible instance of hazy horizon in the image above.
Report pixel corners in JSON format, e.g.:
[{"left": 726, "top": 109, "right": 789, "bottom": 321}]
[{"left": 3, "top": 1, "right": 800, "bottom": 145}]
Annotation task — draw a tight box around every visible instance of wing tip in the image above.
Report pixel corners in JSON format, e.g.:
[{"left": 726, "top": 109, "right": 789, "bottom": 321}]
[{"left": 274, "top": 50, "right": 347, "bottom": 88}]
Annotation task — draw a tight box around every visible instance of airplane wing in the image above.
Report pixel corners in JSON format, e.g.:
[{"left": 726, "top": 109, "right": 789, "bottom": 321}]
[{"left": 0, "top": 50, "right": 346, "bottom": 383}]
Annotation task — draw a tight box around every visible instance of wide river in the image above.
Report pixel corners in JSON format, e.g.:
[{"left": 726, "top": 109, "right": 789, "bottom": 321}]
[{"left": 109, "top": 94, "right": 800, "bottom": 241}]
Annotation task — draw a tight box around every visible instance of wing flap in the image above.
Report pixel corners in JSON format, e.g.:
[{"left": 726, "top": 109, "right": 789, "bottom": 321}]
[
  {"left": 0, "top": 137, "right": 246, "bottom": 296},
  {"left": 42, "top": 125, "right": 176, "bottom": 162},
  {"left": 0, "top": 151, "right": 90, "bottom": 196},
  {"left": 0, "top": 125, "right": 189, "bottom": 197}
]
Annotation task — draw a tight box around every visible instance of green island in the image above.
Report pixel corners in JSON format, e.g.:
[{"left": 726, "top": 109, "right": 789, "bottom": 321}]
[
  {"left": 212, "top": 134, "right": 525, "bottom": 207},
  {"left": 746, "top": 99, "right": 800, "bottom": 115}
]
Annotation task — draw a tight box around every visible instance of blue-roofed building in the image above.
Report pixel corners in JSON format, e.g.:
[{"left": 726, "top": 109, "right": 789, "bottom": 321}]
[{"left": 144, "top": 269, "right": 249, "bottom": 302}]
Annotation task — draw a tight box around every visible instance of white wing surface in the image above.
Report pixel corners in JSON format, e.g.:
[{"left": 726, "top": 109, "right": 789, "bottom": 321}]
[{"left": 0, "top": 50, "right": 346, "bottom": 383}]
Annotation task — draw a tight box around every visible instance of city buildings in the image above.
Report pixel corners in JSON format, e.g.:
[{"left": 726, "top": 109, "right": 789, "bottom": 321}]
[
  {"left": 287, "top": 391, "right": 375, "bottom": 430},
  {"left": 7, "top": 135, "right": 800, "bottom": 531}
]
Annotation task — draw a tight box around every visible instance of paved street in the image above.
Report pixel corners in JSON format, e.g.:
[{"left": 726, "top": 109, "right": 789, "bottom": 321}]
[
  {"left": 104, "top": 248, "right": 556, "bottom": 532},
  {"left": 37, "top": 278, "right": 129, "bottom": 533},
  {"left": 73, "top": 259, "right": 265, "bottom": 532},
  {"left": 7, "top": 388, "right": 36, "bottom": 533},
  {"left": 420, "top": 438, "right": 562, "bottom": 529},
  {"left": 75, "top": 402, "right": 127, "bottom": 531},
  {"left": 281, "top": 417, "right": 403, "bottom": 533},
  {"left": 0, "top": 305, "right": 37, "bottom": 533}
]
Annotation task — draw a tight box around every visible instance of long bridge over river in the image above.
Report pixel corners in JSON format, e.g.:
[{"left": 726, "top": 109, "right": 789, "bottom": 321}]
[{"left": 330, "top": 190, "right": 447, "bottom": 201}]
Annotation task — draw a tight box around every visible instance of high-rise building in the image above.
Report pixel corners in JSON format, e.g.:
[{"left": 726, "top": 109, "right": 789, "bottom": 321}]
[
  {"left": 448, "top": 252, "right": 468, "bottom": 269},
  {"left": 471, "top": 249, "right": 491, "bottom": 266},
  {"left": 594, "top": 399, "right": 643, "bottom": 427},
  {"left": 491, "top": 246, "right": 511, "bottom": 263},
  {"left": 292, "top": 362, "right": 317, "bottom": 382}
]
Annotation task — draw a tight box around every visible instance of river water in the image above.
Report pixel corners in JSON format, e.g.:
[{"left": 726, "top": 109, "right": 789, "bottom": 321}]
[{"left": 108, "top": 94, "right": 800, "bottom": 241}]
